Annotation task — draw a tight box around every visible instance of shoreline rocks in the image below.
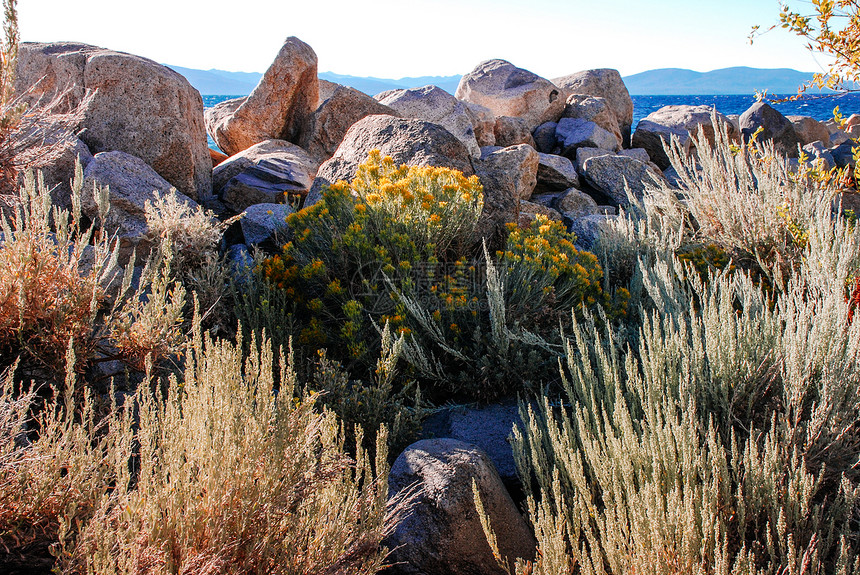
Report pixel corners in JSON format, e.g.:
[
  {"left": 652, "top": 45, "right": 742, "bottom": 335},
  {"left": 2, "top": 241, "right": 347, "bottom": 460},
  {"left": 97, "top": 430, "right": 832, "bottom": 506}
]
[
  {"left": 17, "top": 41, "right": 212, "bottom": 201},
  {"left": 205, "top": 37, "right": 319, "bottom": 156}
]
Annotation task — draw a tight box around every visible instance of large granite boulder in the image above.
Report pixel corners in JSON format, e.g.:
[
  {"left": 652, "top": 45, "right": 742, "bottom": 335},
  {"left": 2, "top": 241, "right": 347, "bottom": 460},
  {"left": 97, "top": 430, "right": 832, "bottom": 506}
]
[
  {"left": 580, "top": 153, "right": 660, "bottom": 207},
  {"left": 787, "top": 115, "right": 831, "bottom": 147},
  {"left": 16, "top": 42, "right": 212, "bottom": 201},
  {"left": 205, "top": 37, "right": 318, "bottom": 156},
  {"left": 553, "top": 69, "right": 634, "bottom": 147},
  {"left": 632, "top": 105, "right": 736, "bottom": 170},
  {"left": 456, "top": 59, "right": 563, "bottom": 131},
  {"left": 556, "top": 117, "right": 620, "bottom": 160},
  {"left": 212, "top": 139, "right": 319, "bottom": 212},
  {"left": 384, "top": 439, "right": 536, "bottom": 575},
  {"left": 299, "top": 83, "right": 396, "bottom": 162},
  {"left": 421, "top": 401, "right": 524, "bottom": 489},
  {"left": 306, "top": 115, "right": 474, "bottom": 206},
  {"left": 81, "top": 151, "right": 198, "bottom": 262},
  {"left": 739, "top": 102, "right": 800, "bottom": 157},
  {"left": 561, "top": 94, "right": 622, "bottom": 149},
  {"left": 377, "top": 85, "right": 480, "bottom": 157}
]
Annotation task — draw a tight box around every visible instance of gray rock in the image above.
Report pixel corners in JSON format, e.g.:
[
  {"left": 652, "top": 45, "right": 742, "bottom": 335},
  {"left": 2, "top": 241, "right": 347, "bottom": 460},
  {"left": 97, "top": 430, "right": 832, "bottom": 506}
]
[
  {"left": 306, "top": 115, "right": 474, "bottom": 206},
  {"left": 420, "top": 401, "right": 523, "bottom": 485},
  {"left": 556, "top": 118, "right": 620, "bottom": 160},
  {"left": 561, "top": 94, "right": 622, "bottom": 149},
  {"left": 569, "top": 214, "right": 615, "bottom": 250},
  {"left": 581, "top": 153, "right": 659, "bottom": 207},
  {"left": 532, "top": 121, "right": 558, "bottom": 153},
  {"left": 480, "top": 145, "right": 504, "bottom": 158},
  {"left": 456, "top": 59, "right": 564, "bottom": 131},
  {"left": 17, "top": 42, "right": 212, "bottom": 201},
  {"left": 240, "top": 203, "right": 293, "bottom": 247},
  {"left": 824, "top": 118, "right": 851, "bottom": 146},
  {"left": 82, "top": 151, "right": 198, "bottom": 262},
  {"left": 529, "top": 191, "right": 565, "bottom": 209},
  {"left": 475, "top": 144, "right": 539, "bottom": 242},
  {"left": 575, "top": 146, "right": 612, "bottom": 173},
  {"left": 377, "top": 85, "right": 480, "bottom": 158},
  {"left": 493, "top": 116, "right": 536, "bottom": 148},
  {"left": 831, "top": 140, "right": 857, "bottom": 170},
  {"left": 632, "top": 105, "right": 736, "bottom": 170},
  {"left": 213, "top": 139, "right": 319, "bottom": 212},
  {"left": 553, "top": 69, "right": 634, "bottom": 147},
  {"left": 28, "top": 136, "right": 93, "bottom": 209},
  {"left": 299, "top": 83, "right": 396, "bottom": 162},
  {"left": 663, "top": 165, "right": 684, "bottom": 188},
  {"left": 205, "top": 37, "right": 318, "bottom": 156},
  {"left": 739, "top": 101, "right": 800, "bottom": 157},
  {"left": 385, "top": 439, "right": 536, "bottom": 575},
  {"left": 788, "top": 115, "right": 831, "bottom": 147},
  {"left": 536, "top": 152, "right": 579, "bottom": 193},
  {"left": 619, "top": 147, "right": 653, "bottom": 164}
]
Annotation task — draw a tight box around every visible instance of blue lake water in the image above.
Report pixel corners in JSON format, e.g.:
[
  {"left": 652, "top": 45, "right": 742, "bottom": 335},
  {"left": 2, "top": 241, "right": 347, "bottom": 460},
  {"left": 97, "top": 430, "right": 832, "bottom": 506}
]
[{"left": 203, "top": 93, "right": 860, "bottom": 152}]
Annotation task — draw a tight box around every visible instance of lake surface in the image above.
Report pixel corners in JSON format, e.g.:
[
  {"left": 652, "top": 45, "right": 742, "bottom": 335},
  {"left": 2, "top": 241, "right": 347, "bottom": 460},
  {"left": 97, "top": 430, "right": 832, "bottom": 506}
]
[{"left": 203, "top": 93, "right": 860, "bottom": 152}]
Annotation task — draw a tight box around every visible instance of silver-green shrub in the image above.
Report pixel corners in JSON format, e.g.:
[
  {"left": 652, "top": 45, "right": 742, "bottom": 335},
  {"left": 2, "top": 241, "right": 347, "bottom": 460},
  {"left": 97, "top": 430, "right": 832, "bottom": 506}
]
[{"left": 498, "top": 119, "right": 860, "bottom": 575}]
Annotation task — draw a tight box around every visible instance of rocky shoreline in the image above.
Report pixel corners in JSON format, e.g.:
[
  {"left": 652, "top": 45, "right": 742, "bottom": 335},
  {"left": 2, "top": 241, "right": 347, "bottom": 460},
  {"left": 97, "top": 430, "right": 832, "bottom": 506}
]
[{"left": 14, "top": 36, "right": 860, "bottom": 575}]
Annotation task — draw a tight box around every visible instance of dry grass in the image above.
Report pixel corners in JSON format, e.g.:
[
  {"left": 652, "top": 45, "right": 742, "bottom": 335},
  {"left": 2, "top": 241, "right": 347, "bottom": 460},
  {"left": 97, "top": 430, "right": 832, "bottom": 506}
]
[
  {"left": 68, "top": 325, "right": 392, "bottom": 575},
  {"left": 0, "top": 169, "right": 122, "bottom": 373}
]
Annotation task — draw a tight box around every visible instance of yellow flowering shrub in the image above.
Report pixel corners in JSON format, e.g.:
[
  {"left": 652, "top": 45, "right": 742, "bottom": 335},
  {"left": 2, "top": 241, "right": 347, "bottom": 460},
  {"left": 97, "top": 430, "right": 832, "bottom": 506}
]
[{"left": 254, "top": 151, "right": 620, "bottom": 402}]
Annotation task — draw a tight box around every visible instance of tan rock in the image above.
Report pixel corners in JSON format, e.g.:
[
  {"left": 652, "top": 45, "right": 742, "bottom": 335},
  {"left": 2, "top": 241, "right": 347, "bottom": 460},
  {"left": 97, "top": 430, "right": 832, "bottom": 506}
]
[
  {"left": 493, "top": 116, "right": 536, "bottom": 148},
  {"left": 16, "top": 42, "right": 212, "bottom": 201},
  {"left": 206, "top": 37, "right": 318, "bottom": 156},
  {"left": 787, "top": 115, "right": 831, "bottom": 147},
  {"left": 464, "top": 101, "right": 496, "bottom": 147},
  {"left": 519, "top": 200, "right": 563, "bottom": 227},
  {"left": 209, "top": 147, "right": 229, "bottom": 167},
  {"left": 456, "top": 59, "right": 563, "bottom": 131},
  {"left": 475, "top": 144, "right": 539, "bottom": 241},
  {"left": 300, "top": 83, "right": 396, "bottom": 162}
]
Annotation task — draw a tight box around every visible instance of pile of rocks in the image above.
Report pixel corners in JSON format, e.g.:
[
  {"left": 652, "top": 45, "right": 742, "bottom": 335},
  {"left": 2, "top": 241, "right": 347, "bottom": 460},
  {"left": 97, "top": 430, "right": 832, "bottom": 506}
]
[
  {"left": 16, "top": 36, "right": 860, "bottom": 575},
  {"left": 21, "top": 38, "right": 859, "bottom": 257}
]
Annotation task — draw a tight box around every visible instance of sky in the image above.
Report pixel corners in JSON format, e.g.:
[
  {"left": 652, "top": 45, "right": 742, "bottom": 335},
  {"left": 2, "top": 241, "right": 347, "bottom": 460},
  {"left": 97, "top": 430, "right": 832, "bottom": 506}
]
[{"left": 19, "top": 0, "right": 834, "bottom": 79}]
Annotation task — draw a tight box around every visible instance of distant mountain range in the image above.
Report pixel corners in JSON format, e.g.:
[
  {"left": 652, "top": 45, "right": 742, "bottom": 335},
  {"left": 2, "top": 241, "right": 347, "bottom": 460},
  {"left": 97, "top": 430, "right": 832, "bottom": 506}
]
[
  {"left": 166, "top": 65, "right": 461, "bottom": 97},
  {"left": 622, "top": 67, "right": 837, "bottom": 95},
  {"left": 166, "top": 64, "right": 833, "bottom": 97}
]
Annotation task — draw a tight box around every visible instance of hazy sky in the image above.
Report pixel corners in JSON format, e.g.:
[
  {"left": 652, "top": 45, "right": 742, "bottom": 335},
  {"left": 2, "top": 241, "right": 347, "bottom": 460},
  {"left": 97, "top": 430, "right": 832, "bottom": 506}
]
[{"left": 20, "top": 0, "right": 831, "bottom": 79}]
